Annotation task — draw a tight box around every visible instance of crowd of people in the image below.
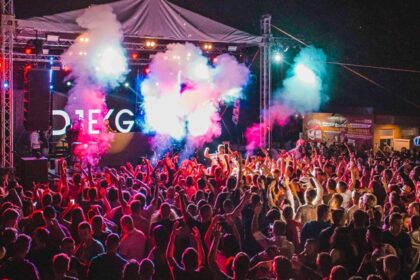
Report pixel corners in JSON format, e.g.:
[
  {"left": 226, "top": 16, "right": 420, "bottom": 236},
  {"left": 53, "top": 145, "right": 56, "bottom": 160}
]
[{"left": 0, "top": 140, "right": 419, "bottom": 280}]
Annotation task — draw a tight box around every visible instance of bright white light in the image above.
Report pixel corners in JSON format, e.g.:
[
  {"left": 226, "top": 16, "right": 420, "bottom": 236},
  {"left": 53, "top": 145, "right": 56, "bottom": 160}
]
[
  {"left": 295, "top": 64, "right": 316, "bottom": 83},
  {"left": 124, "top": 82, "right": 129, "bottom": 88},
  {"left": 95, "top": 46, "right": 127, "bottom": 84},
  {"left": 187, "top": 104, "right": 215, "bottom": 137},
  {"left": 273, "top": 52, "right": 283, "bottom": 63},
  {"left": 66, "top": 81, "right": 72, "bottom": 86}
]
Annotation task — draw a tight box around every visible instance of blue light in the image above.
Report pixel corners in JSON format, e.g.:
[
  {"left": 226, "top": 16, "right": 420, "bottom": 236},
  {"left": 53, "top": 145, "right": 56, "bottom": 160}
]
[
  {"left": 3, "top": 81, "right": 9, "bottom": 89},
  {"left": 49, "top": 85, "right": 54, "bottom": 90}
]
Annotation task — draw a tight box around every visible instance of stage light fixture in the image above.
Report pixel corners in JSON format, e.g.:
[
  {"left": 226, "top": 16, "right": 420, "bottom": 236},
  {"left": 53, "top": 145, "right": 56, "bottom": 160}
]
[
  {"left": 273, "top": 52, "right": 283, "bottom": 63},
  {"left": 145, "top": 39, "right": 157, "bottom": 48},
  {"left": 3, "top": 81, "right": 9, "bottom": 88},
  {"left": 124, "top": 82, "right": 129, "bottom": 88},
  {"left": 79, "top": 36, "right": 89, "bottom": 43},
  {"left": 66, "top": 81, "right": 72, "bottom": 87},
  {"left": 131, "top": 52, "right": 139, "bottom": 59},
  {"left": 50, "top": 85, "right": 54, "bottom": 90},
  {"left": 24, "top": 47, "right": 32, "bottom": 55},
  {"left": 202, "top": 43, "right": 213, "bottom": 51}
]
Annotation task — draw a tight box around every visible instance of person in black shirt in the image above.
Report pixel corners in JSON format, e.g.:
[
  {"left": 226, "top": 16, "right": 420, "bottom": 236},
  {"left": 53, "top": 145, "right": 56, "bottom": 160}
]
[
  {"left": 87, "top": 233, "right": 127, "bottom": 280},
  {"left": 166, "top": 222, "right": 207, "bottom": 280},
  {"left": 383, "top": 212, "right": 412, "bottom": 277},
  {"left": 0, "top": 234, "right": 40, "bottom": 280},
  {"left": 52, "top": 253, "right": 78, "bottom": 280}
]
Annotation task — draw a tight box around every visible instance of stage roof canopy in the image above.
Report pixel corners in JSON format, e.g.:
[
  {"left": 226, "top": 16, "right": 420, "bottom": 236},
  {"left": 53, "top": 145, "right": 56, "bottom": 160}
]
[{"left": 17, "top": 0, "right": 261, "bottom": 45}]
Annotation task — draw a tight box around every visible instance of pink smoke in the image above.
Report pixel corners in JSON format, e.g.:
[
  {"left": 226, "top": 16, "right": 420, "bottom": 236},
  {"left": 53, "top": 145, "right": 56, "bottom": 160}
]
[
  {"left": 61, "top": 5, "right": 127, "bottom": 164},
  {"left": 245, "top": 104, "right": 294, "bottom": 152}
]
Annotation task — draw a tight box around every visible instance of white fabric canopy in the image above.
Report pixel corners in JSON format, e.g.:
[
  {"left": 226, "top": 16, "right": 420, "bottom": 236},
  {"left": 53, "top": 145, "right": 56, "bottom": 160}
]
[{"left": 17, "top": 0, "right": 261, "bottom": 44}]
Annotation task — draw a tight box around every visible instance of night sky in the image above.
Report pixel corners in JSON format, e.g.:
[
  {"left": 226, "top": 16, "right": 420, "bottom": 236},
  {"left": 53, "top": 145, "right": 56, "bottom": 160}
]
[{"left": 15, "top": 0, "right": 420, "bottom": 115}]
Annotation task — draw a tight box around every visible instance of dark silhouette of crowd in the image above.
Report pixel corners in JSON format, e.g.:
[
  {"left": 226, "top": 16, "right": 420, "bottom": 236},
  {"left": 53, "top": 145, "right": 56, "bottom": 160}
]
[{"left": 0, "top": 141, "right": 419, "bottom": 280}]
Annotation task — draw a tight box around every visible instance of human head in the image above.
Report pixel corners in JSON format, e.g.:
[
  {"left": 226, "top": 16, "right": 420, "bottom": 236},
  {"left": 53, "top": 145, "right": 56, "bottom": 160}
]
[
  {"left": 366, "top": 226, "right": 383, "bottom": 247},
  {"left": 139, "top": 259, "right": 154, "bottom": 280},
  {"left": 411, "top": 215, "right": 420, "bottom": 232},
  {"left": 182, "top": 247, "right": 198, "bottom": 271},
  {"left": 273, "top": 255, "right": 292, "bottom": 280},
  {"left": 232, "top": 252, "right": 250, "bottom": 279},
  {"left": 282, "top": 206, "right": 294, "bottom": 221},
  {"left": 78, "top": 222, "right": 93, "bottom": 242},
  {"left": 317, "top": 252, "right": 332, "bottom": 278},
  {"left": 120, "top": 215, "right": 135, "bottom": 234},
  {"left": 329, "top": 194, "right": 344, "bottom": 210},
  {"left": 336, "top": 181, "right": 348, "bottom": 194},
  {"left": 272, "top": 220, "right": 286, "bottom": 237},
  {"left": 383, "top": 255, "right": 400, "bottom": 280},
  {"left": 199, "top": 204, "right": 213, "bottom": 222},
  {"left": 353, "top": 209, "right": 368, "bottom": 228},
  {"left": 91, "top": 215, "right": 104, "bottom": 233},
  {"left": 304, "top": 239, "right": 319, "bottom": 255},
  {"left": 60, "top": 237, "right": 76, "bottom": 256},
  {"left": 13, "top": 234, "right": 31, "bottom": 258},
  {"left": 331, "top": 209, "right": 345, "bottom": 227},
  {"left": 317, "top": 204, "right": 330, "bottom": 222},
  {"left": 389, "top": 212, "right": 403, "bottom": 236},
  {"left": 159, "top": 203, "right": 171, "bottom": 220},
  {"left": 329, "top": 265, "right": 348, "bottom": 280},
  {"left": 123, "top": 260, "right": 140, "bottom": 280},
  {"left": 305, "top": 188, "right": 317, "bottom": 204},
  {"left": 105, "top": 233, "right": 120, "bottom": 254},
  {"left": 52, "top": 253, "right": 70, "bottom": 276}
]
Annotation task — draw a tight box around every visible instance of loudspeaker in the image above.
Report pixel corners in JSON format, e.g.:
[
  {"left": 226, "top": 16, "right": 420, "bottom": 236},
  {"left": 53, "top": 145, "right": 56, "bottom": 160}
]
[
  {"left": 24, "top": 69, "right": 51, "bottom": 131},
  {"left": 19, "top": 157, "right": 48, "bottom": 187}
]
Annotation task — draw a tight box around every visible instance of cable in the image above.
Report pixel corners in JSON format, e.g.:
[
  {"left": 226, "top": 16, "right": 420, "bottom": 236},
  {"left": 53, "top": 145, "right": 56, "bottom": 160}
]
[
  {"left": 326, "top": 62, "right": 420, "bottom": 74},
  {"left": 270, "top": 23, "right": 420, "bottom": 110}
]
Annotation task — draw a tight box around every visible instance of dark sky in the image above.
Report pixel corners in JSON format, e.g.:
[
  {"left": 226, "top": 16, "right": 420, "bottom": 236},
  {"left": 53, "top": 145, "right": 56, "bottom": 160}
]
[{"left": 15, "top": 0, "right": 420, "bottom": 115}]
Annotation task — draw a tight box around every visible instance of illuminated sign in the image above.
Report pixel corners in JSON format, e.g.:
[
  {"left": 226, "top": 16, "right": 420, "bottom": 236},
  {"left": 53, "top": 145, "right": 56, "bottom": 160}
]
[{"left": 52, "top": 109, "right": 135, "bottom": 136}]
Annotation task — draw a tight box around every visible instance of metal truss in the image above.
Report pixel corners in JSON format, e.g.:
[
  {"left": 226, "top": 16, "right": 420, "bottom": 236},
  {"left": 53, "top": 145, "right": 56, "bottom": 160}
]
[
  {"left": 1, "top": 0, "right": 15, "bottom": 168},
  {"left": 260, "top": 15, "right": 272, "bottom": 149}
]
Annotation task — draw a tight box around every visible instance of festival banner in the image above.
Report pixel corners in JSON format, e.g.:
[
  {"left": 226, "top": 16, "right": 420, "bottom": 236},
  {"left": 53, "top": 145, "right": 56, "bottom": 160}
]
[{"left": 303, "top": 113, "right": 373, "bottom": 147}]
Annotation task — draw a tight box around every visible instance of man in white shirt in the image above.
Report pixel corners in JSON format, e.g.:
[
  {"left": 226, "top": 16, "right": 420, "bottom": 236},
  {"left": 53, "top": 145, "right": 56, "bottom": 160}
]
[
  {"left": 337, "top": 181, "right": 352, "bottom": 209},
  {"left": 119, "top": 215, "right": 146, "bottom": 261}
]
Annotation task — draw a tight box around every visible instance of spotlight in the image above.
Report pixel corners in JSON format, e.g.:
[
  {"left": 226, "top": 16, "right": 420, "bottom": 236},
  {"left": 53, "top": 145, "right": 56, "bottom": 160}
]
[
  {"left": 131, "top": 52, "right": 139, "bottom": 59},
  {"left": 66, "top": 81, "right": 72, "bottom": 87},
  {"left": 144, "top": 68, "right": 151, "bottom": 74},
  {"left": 145, "top": 39, "right": 157, "bottom": 48},
  {"left": 49, "top": 85, "right": 54, "bottom": 90},
  {"left": 295, "top": 64, "right": 316, "bottom": 83},
  {"left": 124, "top": 82, "right": 129, "bottom": 88},
  {"left": 203, "top": 43, "right": 213, "bottom": 51},
  {"left": 24, "top": 46, "right": 32, "bottom": 55},
  {"left": 79, "top": 36, "right": 89, "bottom": 43},
  {"left": 3, "top": 81, "right": 9, "bottom": 88},
  {"left": 273, "top": 52, "right": 283, "bottom": 63}
]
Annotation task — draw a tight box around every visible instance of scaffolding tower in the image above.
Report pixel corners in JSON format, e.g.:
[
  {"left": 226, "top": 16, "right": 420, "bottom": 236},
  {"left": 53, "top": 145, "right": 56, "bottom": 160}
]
[
  {"left": 260, "top": 15, "right": 272, "bottom": 149},
  {"left": 0, "top": 0, "right": 15, "bottom": 168}
]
